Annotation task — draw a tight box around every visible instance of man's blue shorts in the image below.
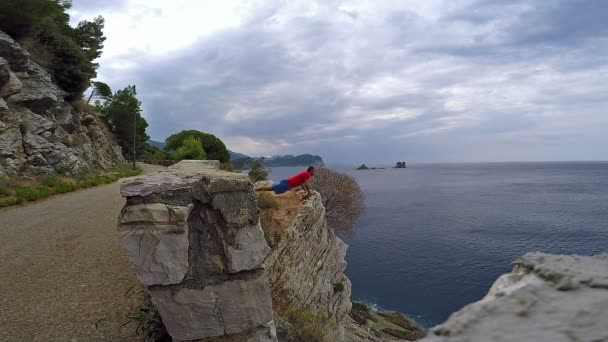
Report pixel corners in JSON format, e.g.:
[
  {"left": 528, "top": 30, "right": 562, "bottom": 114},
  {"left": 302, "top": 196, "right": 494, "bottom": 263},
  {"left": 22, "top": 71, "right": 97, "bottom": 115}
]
[{"left": 272, "top": 179, "right": 290, "bottom": 194}]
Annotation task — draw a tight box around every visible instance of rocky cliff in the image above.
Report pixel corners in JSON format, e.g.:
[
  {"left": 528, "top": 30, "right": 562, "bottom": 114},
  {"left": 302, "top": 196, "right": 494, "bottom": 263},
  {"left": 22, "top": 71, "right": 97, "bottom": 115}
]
[
  {"left": 262, "top": 190, "right": 352, "bottom": 340},
  {"left": 118, "top": 161, "right": 424, "bottom": 341},
  {"left": 419, "top": 252, "right": 608, "bottom": 342},
  {"left": 0, "top": 30, "right": 124, "bottom": 176}
]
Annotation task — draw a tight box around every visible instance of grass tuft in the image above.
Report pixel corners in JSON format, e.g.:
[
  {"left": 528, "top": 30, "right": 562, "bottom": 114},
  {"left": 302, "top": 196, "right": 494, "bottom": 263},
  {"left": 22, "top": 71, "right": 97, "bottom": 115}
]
[
  {"left": 0, "top": 187, "right": 10, "bottom": 197},
  {"left": 285, "top": 309, "right": 335, "bottom": 342},
  {"left": 257, "top": 191, "right": 280, "bottom": 209},
  {"left": 122, "top": 286, "right": 170, "bottom": 342}
]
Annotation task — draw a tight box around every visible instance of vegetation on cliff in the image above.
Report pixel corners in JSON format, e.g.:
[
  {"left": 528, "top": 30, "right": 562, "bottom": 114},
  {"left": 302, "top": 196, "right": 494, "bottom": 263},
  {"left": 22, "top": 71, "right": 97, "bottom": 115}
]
[
  {"left": 0, "top": 0, "right": 105, "bottom": 99},
  {"left": 310, "top": 167, "right": 365, "bottom": 235},
  {"left": 249, "top": 159, "right": 269, "bottom": 182}
]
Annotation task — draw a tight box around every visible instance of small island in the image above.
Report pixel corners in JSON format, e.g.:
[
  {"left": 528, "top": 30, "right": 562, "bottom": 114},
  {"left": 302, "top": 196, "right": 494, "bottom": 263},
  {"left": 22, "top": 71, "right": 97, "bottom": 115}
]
[
  {"left": 356, "top": 164, "right": 369, "bottom": 170},
  {"left": 395, "top": 161, "right": 407, "bottom": 168}
]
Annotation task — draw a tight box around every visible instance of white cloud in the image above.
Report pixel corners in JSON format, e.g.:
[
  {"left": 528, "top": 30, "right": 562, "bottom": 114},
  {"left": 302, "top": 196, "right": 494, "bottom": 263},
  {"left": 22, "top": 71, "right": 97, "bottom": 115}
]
[{"left": 71, "top": 0, "right": 608, "bottom": 163}]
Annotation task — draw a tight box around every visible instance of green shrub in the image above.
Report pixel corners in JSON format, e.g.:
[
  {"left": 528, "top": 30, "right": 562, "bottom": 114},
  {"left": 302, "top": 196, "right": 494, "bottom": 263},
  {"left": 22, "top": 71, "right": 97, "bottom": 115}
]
[
  {"left": 257, "top": 192, "right": 279, "bottom": 209},
  {"left": 0, "top": 164, "right": 141, "bottom": 208},
  {"left": 16, "top": 186, "right": 54, "bottom": 201},
  {"left": 248, "top": 160, "right": 268, "bottom": 182},
  {"left": 176, "top": 136, "right": 206, "bottom": 160},
  {"left": 41, "top": 175, "right": 60, "bottom": 187},
  {"left": 285, "top": 309, "right": 334, "bottom": 342},
  {"left": 219, "top": 162, "right": 238, "bottom": 172},
  {"left": 0, "top": 187, "right": 11, "bottom": 197},
  {"left": 41, "top": 176, "right": 77, "bottom": 193},
  {"left": 0, "top": 197, "right": 19, "bottom": 207},
  {"left": 333, "top": 282, "right": 344, "bottom": 293}
]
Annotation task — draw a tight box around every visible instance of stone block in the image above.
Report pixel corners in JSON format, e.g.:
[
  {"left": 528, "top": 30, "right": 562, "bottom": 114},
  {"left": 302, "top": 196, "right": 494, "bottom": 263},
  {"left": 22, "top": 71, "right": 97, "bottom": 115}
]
[
  {"left": 201, "top": 174, "right": 251, "bottom": 194},
  {"left": 118, "top": 204, "right": 192, "bottom": 285},
  {"left": 121, "top": 174, "right": 195, "bottom": 197},
  {"left": 151, "top": 273, "right": 274, "bottom": 340},
  {"left": 120, "top": 203, "right": 192, "bottom": 224},
  {"left": 222, "top": 223, "right": 271, "bottom": 273},
  {"left": 211, "top": 192, "right": 258, "bottom": 226},
  {"left": 194, "top": 321, "right": 277, "bottom": 342}
]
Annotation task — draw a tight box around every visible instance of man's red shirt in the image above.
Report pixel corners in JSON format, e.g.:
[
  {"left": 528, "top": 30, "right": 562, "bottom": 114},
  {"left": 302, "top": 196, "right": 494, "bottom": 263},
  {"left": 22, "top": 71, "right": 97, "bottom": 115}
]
[{"left": 287, "top": 170, "right": 311, "bottom": 188}]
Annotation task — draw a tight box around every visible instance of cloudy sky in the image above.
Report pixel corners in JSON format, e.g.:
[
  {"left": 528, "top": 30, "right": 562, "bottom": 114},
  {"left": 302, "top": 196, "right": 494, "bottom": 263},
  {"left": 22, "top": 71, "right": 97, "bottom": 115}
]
[{"left": 69, "top": 0, "right": 608, "bottom": 164}]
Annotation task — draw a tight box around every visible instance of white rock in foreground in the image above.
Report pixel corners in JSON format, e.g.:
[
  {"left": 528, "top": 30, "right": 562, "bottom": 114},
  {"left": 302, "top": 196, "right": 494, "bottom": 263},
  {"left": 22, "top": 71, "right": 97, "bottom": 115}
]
[{"left": 420, "top": 252, "right": 608, "bottom": 342}]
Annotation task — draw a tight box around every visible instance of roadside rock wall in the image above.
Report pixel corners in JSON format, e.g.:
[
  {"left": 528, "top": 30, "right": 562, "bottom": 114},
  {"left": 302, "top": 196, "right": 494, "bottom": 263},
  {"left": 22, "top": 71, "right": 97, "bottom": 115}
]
[
  {"left": 420, "top": 252, "right": 608, "bottom": 342},
  {"left": 0, "top": 30, "right": 124, "bottom": 176},
  {"left": 118, "top": 161, "right": 277, "bottom": 342}
]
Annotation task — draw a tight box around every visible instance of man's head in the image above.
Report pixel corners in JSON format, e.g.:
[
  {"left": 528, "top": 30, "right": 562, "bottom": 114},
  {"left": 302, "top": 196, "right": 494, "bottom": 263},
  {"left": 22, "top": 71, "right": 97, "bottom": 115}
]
[{"left": 307, "top": 166, "right": 315, "bottom": 176}]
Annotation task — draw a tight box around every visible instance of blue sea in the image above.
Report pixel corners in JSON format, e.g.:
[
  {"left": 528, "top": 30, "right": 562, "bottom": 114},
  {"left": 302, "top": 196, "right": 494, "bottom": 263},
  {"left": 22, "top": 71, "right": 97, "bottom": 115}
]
[{"left": 268, "top": 162, "right": 608, "bottom": 327}]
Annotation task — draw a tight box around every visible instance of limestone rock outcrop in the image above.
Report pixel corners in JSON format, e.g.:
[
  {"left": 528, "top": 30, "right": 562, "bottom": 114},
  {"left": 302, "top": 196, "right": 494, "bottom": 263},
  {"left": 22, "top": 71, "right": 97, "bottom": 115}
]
[
  {"left": 263, "top": 192, "right": 353, "bottom": 340},
  {"left": 420, "top": 252, "right": 608, "bottom": 342},
  {"left": 118, "top": 161, "right": 276, "bottom": 341},
  {"left": 0, "top": 30, "right": 124, "bottom": 176}
]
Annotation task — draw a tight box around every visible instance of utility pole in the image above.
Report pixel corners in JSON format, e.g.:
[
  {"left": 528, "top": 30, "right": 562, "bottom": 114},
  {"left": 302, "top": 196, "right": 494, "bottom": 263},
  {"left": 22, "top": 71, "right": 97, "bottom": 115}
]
[{"left": 132, "top": 110, "right": 137, "bottom": 170}]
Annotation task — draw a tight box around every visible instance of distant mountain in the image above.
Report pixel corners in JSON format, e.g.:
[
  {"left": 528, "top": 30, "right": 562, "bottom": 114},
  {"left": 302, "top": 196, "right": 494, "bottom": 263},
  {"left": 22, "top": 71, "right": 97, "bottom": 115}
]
[
  {"left": 231, "top": 157, "right": 256, "bottom": 170},
  {"left": 147, "top": 140, "right": 166, "bottom": 149},
  {"left": 230, "top": 153, "right": 325, "bottom": 169},
  {"left": 229, "top": 151, "right": 250, "bottom": 160},
  {"left": 265, "top": 154, "right": 324, "bottom": 167}
]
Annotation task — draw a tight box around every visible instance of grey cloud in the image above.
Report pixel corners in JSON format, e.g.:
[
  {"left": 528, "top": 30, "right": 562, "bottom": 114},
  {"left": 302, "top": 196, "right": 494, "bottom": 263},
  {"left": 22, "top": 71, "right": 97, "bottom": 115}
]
[{"left": 100, "top": 0, "right": 608, "bottom": 163}]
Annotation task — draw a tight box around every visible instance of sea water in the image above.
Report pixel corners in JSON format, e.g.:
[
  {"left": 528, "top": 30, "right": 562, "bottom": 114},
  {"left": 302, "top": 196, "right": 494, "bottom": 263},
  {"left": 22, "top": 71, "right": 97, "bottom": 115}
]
[{"left": 268, "top": 162, "right": 608, "bottom": 327}]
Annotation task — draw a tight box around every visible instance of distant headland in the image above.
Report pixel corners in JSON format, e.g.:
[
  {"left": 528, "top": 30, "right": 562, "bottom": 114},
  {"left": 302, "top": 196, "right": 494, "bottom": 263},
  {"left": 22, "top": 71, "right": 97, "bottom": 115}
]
[{"left": 229, "top": 151, "right": 325, "bottom": 169}]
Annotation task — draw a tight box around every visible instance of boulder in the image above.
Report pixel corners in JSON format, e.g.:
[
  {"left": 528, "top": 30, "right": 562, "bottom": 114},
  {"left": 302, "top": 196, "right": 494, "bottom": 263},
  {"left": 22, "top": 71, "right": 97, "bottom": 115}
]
[
  {"left": 80, "top": 114, "right": 95, "bottom": 126},
  {"left": 0, "top": 31, "right": 29, "bottom": 68},
  {"left": 151, "top": 274, "right": 274, "bottom": 340},
  {"left": 419, "top": 252, "right": 608, "bottom": 342},
  {"left": 118, "top": 203, "right": 193, "bottom": 285},
  {"left": 118, "top": 161, "right": 276, "bottom": 341}
]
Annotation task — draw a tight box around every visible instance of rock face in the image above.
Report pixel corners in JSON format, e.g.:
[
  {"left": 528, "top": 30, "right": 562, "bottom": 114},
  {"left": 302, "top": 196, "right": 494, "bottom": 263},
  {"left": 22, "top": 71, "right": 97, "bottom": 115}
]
[
  {"left": 420, "top": 252, "right": 608, "bottom": 342},
  {"left": 0, "top": 30, "right": 124, "bottom": 176},
  {"left": 263, "top": 192, "right": 353, "bottom": 341},
  {"left": 118, "top": 161, "right": 276, "bottom": 342}
]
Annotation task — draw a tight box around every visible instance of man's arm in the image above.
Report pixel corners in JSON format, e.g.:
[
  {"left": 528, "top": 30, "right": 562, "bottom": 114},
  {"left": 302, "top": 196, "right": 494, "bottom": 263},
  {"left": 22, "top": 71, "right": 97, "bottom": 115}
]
[{"left": 303, "top": 180, "right": 312, "bottom": 198}]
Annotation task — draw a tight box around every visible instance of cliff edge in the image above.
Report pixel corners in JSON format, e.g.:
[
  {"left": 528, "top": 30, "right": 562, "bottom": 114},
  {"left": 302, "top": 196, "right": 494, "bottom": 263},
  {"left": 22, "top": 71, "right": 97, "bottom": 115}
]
[{"left": 0, "top": 30, "right": 124, "bottom": 176}]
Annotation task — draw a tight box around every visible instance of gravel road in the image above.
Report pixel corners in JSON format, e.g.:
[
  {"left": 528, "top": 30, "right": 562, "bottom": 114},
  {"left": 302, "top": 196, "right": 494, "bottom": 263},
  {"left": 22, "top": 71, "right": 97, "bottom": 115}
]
[{"left": 0, "top": 163, "right": 166, "bottom": 342}]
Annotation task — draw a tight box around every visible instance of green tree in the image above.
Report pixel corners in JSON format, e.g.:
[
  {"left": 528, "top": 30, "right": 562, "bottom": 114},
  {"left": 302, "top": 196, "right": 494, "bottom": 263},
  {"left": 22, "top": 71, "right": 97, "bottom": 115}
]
[
  {"left": 248, "top": 159, "right": 268, "bottom": 182},
  {"left": 140, "top": 144, "right": 172, "bottom": 161},
  {"left": 0, "top": 0, "right": 68, "bottom": 39},
  {"left": 87, "top": 81, "right": 112, "bottom": 104},
  {"left": 0, "top": 0, "right": 105, "bottom": 99},
  {"left": 165, "top": 130, "right": 230, "bottom": 163},
  {"left": 37, "top": 24, "right": 96, "bottom": 99},
  {"left": 97, "top": 85, "right": 150, "bottom": 159},
  {"left": 176, "top": 136, "right": 206, "bottom": 160},
  {"left": 73, "top": 16, "right": 106, "bottom": 68}
]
